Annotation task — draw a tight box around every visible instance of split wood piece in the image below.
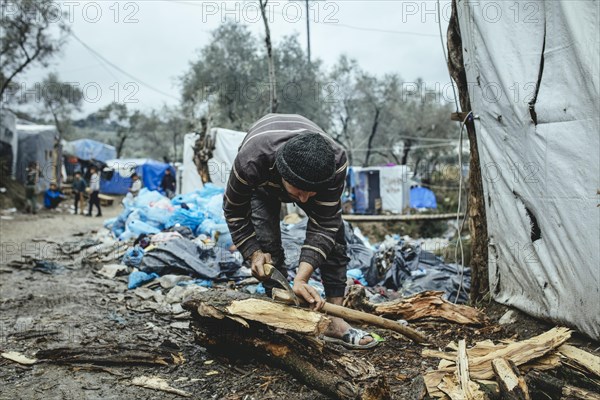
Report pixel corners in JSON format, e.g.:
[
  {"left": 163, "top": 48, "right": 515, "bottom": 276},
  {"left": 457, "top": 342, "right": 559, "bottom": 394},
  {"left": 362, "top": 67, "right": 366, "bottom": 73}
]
[
  {"left": 455, "top": 340, "right": 487, "bottom": 400},
  {"left": 344, "top": 286, "right": 486, "bottom": 326},
  {"left": 526, "top": 370, "right": 600, "bottom": 400},
  {"left": 558, "top": 344, "right": 600, "bottom": 378},
  {"left": 272, "top": 288, "right": 427, "bottom": 344},
  {"left": 35, "top": 344, "right": 185, "bottom": 366},
  {"left": 423, "top": 327, "right": 572, "bottom": 397},
  {"left": 182, "top": 291, "right": 390, "bottom": 400},
  {"left": 491, "top": 358, "right": 531, "bottom": 400},
  {"left": 188, "top": 289, "right": 331, "bottom": 335}
]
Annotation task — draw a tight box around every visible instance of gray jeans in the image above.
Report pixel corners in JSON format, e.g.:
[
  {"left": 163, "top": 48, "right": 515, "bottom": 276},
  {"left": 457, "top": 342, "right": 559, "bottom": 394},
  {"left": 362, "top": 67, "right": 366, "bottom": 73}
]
[{"left": 250, "top": 188, "right": 348, "bottom": 298}]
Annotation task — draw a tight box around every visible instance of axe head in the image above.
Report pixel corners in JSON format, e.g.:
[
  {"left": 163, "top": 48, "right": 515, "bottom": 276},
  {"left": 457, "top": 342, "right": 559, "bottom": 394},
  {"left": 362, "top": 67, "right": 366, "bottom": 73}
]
[{"left": 263, "top": 264, "right": 300, "bottom": 306}]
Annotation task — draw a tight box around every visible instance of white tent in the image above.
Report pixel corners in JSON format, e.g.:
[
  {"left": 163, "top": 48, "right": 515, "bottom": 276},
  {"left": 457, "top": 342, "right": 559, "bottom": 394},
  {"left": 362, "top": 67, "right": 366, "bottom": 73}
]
[
  {"left": 350, "top": 165, "right": 412, "bottom": 214},
  {"left": 457, "top": 0, "right": 599, "bottom": 339},
  {"left": 180, "top": 128, "right": 246, "bottom": 194}
]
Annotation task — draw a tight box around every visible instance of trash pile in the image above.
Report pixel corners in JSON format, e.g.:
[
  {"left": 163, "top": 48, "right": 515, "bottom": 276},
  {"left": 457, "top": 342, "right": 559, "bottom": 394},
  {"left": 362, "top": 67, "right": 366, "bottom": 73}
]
[{"left": 102, "top": 185, "right": 470, "bottom": 302}]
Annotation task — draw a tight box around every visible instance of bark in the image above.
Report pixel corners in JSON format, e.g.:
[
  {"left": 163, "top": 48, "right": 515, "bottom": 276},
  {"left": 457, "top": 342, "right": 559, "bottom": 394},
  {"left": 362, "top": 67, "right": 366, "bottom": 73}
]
[
  {"left": 447, "top": 0, "right": 489, "bottom": 302},
  {"left": 182, "top": 290, "right": 391, "bottom": 400}
]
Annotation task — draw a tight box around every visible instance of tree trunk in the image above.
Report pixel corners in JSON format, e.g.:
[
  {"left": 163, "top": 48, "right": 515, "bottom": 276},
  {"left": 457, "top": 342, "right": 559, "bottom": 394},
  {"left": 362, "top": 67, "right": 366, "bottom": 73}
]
[
  {"left": 363, "top": 107, "right": 380, "bottom": 167},
  {"left": 400, "top": 139, "right": 412, "bottom": 165},
  {"left": 447, "top": 0, "right": 489, "bottom": 302},
  {"left": 260, "top": 0, "right": 278, "bottom": 113},
  {"left": 182, "top": 290, "right": 391, "bottom": 400}
]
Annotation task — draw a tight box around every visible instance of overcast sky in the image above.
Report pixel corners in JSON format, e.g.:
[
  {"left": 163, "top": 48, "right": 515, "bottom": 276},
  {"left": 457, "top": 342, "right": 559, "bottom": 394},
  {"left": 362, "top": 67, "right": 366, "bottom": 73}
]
[{"left": 19, "top": 0, "right": 454, "bottom": 117}]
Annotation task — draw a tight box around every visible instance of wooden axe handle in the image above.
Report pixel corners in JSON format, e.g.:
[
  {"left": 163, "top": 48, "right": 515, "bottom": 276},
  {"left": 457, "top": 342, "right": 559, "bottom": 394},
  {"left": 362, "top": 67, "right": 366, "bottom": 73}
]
[{"left": 272, "top": 288, "right": 428, "bottom": 344}]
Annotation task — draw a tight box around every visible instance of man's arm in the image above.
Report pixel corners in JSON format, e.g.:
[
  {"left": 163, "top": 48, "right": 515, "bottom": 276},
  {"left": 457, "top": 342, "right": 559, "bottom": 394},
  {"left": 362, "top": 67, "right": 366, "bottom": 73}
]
[{"left": 223, "top": 158, "right": 261, "bottom": 261}]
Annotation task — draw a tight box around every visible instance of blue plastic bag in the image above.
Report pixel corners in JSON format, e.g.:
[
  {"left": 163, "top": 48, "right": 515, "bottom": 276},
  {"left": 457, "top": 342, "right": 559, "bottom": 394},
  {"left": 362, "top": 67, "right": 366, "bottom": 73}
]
[
  {"left": 128, "top": 270, "right": 159, "bottom": 289},
  {"left": 166, "top": 207, "right": 204, "bottom": 231},
  {"left": 127, "top": 219, "right": 160, "bottom": 236},
  {"left": 122, "top": 246, "right": 145, "bottom": 267}
]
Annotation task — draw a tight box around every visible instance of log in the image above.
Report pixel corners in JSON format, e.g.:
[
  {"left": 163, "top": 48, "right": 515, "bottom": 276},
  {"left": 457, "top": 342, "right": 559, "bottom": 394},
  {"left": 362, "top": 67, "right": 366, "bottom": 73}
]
[
  {"left": 344, "top": 286, "right": 486, "bottom": 325},
  {"left": 35, "top": 344, "right": 185, "bottom": 366},
  {"left": 272, "top": 288, "right": 428, "bottom": 344},
  {"left": 183, "top": 289, "right": 391, "bottom": 400},
  {"left": 491, "top": 358, "right": 531, "bottom": 400},
  {"left": 192, "top": 289, "right": 331, "bottom": 336}
]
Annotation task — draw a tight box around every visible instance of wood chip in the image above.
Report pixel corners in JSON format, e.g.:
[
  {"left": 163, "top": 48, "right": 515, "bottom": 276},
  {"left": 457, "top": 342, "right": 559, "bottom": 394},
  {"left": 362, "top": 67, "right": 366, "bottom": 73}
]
[
  {"left": 1, "top": 351, "right": 37, "bottom": 365},
  {"left": 131, "top": 375, "right": 191, "bottom": 397}
]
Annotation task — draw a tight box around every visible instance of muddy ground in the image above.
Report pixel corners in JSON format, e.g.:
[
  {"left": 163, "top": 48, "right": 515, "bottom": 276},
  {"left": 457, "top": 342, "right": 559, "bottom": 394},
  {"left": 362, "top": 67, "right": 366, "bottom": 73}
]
[{"left": 1, "top": 204, "right": 598, "bottom": 400}]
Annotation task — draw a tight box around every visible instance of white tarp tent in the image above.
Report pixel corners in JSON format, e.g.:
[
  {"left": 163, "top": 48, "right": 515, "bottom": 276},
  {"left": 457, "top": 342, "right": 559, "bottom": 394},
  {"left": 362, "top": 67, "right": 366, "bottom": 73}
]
[
  {"left": 181, "top": 133, "right": 203, "bottom": 194},
  {"left": 350, "top": 165, "right": 412, "bottom": 213},
  {"left": 180, "top": 128, "right": 246, "bottom": 194},
  {"left": 457, "top": 0, "right": 599, "bottom": 339}
]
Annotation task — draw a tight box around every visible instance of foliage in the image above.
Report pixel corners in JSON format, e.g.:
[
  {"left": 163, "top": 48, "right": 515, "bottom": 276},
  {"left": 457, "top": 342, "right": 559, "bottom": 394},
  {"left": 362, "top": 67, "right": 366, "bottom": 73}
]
[{"left": 0, "top": 0, "right": 70, "bottom": 100}]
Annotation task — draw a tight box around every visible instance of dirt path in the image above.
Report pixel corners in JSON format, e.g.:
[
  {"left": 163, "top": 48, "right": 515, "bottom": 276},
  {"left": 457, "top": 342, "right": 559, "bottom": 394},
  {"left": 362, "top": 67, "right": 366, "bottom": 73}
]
[{"left": 1, "top": 206, "right": 597, "bottom": 399}]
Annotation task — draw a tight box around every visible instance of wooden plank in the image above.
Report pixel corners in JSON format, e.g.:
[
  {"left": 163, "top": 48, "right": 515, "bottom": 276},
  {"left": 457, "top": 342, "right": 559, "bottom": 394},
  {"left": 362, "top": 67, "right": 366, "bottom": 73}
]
[
  {"left": 342, "top": 213, "right": 464, "bottom": 222},
  {"left": 491, "top": 358, "right": 531, "bottom": 400}
]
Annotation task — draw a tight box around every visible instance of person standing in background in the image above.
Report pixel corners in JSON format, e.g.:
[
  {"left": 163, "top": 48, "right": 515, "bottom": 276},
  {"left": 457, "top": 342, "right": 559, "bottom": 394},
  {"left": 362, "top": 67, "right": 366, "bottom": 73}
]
[
  {"left": 24, "top": 162, "right": 39, "bottom": 214},
  {"left": 87, "top": 166, "right": 102, "bottom": 217},
  {"left": 160, "top": 168, "right": 176, "bottom": 198},
  {"left": 72, "top": 172, "right": 87, "bottom": 215}
]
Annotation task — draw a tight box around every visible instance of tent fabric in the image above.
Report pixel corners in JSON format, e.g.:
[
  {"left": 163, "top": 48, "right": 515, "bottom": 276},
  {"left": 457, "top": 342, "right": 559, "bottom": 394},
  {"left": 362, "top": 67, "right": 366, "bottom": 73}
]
[
  {"left": 349, "top": 166, "right": 411, "bottom": 214},
  {"left": 410, "top": 187, "right": 437, "bottom": 209},
  {"left": 64, "top": 139, "right": 116, "bottom": 162},
  {"left": 101, "top": 158, "right": 175, "bottom": 195},
  {"left": 0, "top": 110, "right": 18, "bottom": 178},
  {"left": 15, "top": 121, "right": 58, "bottom": 192},
  {"left": 207, "top": 128, "right": 246, "bottom": 188},
  {"left": 457, "top": 1, "right": 599, "bottom": 339},
  {"left": 181, "top": 133, "right": 203, "bottom": 194}
]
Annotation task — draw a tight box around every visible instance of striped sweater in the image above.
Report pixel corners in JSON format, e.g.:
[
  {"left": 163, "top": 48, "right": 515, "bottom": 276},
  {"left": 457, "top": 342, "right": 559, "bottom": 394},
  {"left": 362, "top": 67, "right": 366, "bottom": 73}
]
[{"left": 223, "top": 114, "right": 348, "bottom": 269}]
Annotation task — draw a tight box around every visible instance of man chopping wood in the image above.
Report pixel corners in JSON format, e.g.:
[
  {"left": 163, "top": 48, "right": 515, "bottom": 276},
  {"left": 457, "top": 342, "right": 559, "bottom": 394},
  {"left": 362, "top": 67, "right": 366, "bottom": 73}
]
[{"left": 223, "top": 113, "right": 377, "bottom": 349}]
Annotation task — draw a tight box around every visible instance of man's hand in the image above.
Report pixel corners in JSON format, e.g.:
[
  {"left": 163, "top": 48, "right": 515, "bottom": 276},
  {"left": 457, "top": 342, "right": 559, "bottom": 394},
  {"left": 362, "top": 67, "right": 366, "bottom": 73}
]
[
  {"left": 250, "top": 250, "right": 272, "bottom": 281},
  {"left": 293, "top": 278, "right": 325, "bottom": 310}
]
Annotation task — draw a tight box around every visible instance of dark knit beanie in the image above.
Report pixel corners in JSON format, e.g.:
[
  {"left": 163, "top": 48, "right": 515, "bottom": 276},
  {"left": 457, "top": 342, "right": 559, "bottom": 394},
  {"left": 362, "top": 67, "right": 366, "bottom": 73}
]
[{"left": 275, "top": 133, "right": 336, "bottom": 191}]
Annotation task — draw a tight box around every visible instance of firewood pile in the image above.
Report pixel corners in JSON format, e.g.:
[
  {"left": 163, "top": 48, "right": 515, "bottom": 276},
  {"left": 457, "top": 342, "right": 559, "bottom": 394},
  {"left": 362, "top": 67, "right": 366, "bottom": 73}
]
[{"left": 421, "top": 327, "right": 600, "bottom": 400}]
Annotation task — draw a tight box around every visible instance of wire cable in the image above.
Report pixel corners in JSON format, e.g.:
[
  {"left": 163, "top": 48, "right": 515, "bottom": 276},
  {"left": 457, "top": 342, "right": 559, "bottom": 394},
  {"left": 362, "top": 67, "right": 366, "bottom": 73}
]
[{"left": 69, "top": 31, "right": 180, "bottom": 101}]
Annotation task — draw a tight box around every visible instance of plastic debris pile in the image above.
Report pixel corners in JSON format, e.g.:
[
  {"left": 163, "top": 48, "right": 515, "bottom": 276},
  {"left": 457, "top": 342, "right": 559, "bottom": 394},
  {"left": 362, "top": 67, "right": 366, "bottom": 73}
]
[{"left": 102, "top": 185, "right": 470, "bottom": 303}]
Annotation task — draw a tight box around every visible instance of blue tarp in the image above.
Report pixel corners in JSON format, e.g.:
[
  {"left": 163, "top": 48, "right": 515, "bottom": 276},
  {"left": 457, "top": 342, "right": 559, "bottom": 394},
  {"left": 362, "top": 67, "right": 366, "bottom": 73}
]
[
  {"left": 100, "top": 159, "right": 176, "bottom": 195},
  {"left": 66, "top": 139, "right": 116, "bottom": 163},
  {"left": 410, "top": 186, "right": 437, "bottom": 209}
]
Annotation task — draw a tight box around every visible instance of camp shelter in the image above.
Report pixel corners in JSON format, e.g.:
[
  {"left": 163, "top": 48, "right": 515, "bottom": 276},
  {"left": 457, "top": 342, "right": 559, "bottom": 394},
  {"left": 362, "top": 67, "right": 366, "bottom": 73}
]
[
  {"left": 181, "top": 128, "right": 246, "bottom": 194},
  {"left": 63, "top": 139, "right": 116, "bottom": 163},
  {"left": 100, "top": 158, "right": 175, "bottom": 195},
  {"left": 348, "top": 165, "right": 412, "bottom": 214},
  {"left": 15, "top": 120, "right": 59, "bottom": 191},
  {"left": 455, "top": 0, "right": 599, "bottom": 339},
  {"left": 0, "top": 109, "right": 19, "bottom": 178}
]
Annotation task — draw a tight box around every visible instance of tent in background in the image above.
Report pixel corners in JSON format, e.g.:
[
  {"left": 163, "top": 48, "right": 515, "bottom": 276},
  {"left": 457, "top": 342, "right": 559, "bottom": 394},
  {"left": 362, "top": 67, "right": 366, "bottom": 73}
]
[
  {"left": 180, "top": 128, "right": 246, "bottom": 194},
  {"left": 348, "top": 165, "right": 412, "bottom": 214},
  {"left": 100, "top": 158, "right": 175, "bottom": 195},
  {"left": 63, "top": 139, "right": 116, "bottom": 163},
  {"left": 0, "top": 110, "right": 18, "bottom": 179},
  {"left": 410, "top": 186, "right": 437, "bottom": 209},
  {"left": 16, "top": 120, "right": 59, "bottom": 192}
]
